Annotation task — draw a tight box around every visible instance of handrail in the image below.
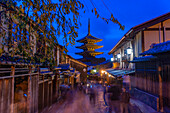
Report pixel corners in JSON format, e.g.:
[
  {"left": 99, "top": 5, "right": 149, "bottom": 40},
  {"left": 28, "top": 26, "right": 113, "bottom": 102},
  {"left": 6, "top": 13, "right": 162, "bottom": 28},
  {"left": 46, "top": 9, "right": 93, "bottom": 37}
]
[
  {"left": 0, "top": 68, "right": 11, "bottom": 70},
  {"left": 15, "top": 68, "right": 29, "bottom": 70},
  {"left": 0, "top": 76, "right": 13, "bottom": 79},
  {"left": 0, "top": 71, "right": 12, "bottom": 73},
  {"left": 14, "top": 73, "right": 38, "bottom": 77},
  {"left": 0, "top": 73, "right": 39, "bottom": 79},
  {"left": 38, "top": 79, "right": 49, "bottom": 84},
  {"left": 15, "top": 70, "right": 29, "bottom": 73}
]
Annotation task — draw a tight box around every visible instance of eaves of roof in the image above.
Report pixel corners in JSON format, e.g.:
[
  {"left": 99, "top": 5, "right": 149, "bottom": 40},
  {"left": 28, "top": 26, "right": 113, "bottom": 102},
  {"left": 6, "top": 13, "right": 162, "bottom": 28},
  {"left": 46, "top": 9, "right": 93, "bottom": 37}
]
[{"left": 108, "top": 12, "right": 170, "bottom": 55}]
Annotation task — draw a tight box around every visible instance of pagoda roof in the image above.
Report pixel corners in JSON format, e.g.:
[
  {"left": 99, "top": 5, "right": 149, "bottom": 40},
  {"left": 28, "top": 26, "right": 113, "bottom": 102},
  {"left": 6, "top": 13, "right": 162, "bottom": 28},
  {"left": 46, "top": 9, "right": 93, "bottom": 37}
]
[
  {"left": 76, "top": 44, "right": 103, "bottom": 49},
  {"left": 75, "top": 51, "right": 104, "bottom": 56},
  {"left": 77, "top": 34, "right": 102, "bottom": 43}
]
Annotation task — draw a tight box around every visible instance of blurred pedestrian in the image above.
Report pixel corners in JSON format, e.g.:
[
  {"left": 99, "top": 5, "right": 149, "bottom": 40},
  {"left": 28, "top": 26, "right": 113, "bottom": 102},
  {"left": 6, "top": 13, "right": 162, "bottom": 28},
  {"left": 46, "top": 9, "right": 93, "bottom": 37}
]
[
  {"left": 120, "top": 87, "right": 130, "bottom": 113},
  {"left": 89, "top": 85, "right": 95, "bottom": 105},
  {"left": 79, "top": 83, "right": 83, "bottom": 91}
]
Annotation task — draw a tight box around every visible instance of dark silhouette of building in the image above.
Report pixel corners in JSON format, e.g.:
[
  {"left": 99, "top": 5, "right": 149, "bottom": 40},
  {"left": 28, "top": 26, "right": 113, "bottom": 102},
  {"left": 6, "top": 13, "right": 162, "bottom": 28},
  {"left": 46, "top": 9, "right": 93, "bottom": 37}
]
[{"left": 76, "top": 19, "right": 105, "bottom": 66}]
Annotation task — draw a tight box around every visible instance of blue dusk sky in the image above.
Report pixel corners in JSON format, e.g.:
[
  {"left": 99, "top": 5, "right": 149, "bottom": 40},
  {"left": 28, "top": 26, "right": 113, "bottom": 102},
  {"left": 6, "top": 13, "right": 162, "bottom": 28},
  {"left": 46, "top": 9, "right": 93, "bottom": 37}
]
[{"left": 57, "top": 0, "right": 170, "bottom": 60}]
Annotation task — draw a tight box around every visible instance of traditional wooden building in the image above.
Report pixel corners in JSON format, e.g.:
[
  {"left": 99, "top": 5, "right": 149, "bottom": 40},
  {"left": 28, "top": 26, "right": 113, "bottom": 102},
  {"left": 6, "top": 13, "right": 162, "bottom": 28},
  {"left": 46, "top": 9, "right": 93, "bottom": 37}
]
[
  {"left": 66, "top": 55, "right": 87, "bottom": 83},
  {"left": 108, "top": 12, "right": 170, "bottom": 112},
  {"left": 0, "top": 2, "right": 78, "bottom": 113},
  {"left": 76, "top": 19, "right": 105, "bottom": 66},
  {"left": 108, "top": 12, "right": 170, "bottom": 70},
  {"left": 131, "top": 41, "right": 170, "bottom": 112}
]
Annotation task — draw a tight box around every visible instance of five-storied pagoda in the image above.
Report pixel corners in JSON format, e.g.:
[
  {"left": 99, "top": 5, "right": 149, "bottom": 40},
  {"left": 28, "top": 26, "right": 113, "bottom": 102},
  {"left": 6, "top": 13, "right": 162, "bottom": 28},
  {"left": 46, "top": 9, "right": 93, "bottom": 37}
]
[{"left": 76, "top": 19, "right": 105, "bottom": 66}]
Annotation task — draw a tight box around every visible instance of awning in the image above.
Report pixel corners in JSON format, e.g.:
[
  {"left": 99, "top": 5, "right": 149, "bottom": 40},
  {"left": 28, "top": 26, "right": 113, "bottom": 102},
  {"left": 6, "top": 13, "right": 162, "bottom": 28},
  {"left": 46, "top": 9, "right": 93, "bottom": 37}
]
[
  {"left": 40, "top": 68, "right": 53, "bottom": 75},
  {"left": 53, "top": 66, "right": 61, "bottom": 70},
  {"left": 57, "top": 64, "right": 70, "bottom": 70},
  {"left": 106, "top": 69, "right": 135, "bottom": 78}
]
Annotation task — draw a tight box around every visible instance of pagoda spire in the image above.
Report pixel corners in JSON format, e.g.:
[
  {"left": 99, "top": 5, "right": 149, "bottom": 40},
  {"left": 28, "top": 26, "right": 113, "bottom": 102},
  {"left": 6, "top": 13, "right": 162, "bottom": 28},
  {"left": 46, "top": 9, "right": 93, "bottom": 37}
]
[
  {"left": 88, "top": 18, "right": 90, "bottom": 35},
  {"left": 76, "top": 19, "right": 105, "bottom": 65}
]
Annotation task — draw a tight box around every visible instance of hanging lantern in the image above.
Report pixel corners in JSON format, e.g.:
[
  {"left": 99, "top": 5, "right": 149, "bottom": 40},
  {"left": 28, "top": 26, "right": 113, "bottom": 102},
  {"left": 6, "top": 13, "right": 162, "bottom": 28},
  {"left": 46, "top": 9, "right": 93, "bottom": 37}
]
[
  {"left": 117, "top": 54, "right": 121, "bottom": 58},
  {"left": 127, "top": 47, "right": 132, "bottom": 54}
]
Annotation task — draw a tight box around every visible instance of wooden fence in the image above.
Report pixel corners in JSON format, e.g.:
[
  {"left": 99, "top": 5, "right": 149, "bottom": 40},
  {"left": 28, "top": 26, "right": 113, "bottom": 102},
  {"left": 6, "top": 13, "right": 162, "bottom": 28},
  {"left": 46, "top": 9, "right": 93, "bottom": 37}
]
[{"left": 0, "top": 65, "right": 56, "bottom": 113}]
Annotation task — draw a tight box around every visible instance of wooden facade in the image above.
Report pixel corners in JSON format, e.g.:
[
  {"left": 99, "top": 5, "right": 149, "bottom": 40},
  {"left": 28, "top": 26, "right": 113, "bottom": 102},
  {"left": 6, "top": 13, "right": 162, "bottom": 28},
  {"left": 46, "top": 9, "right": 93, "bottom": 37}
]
[
  {"left": 0, "top": 63, "right": 59, "bottom": 113},
  {"left": 109, "top": 12, "right": 170, "bottom": 70},
  {"left": 131, "top": 43, "right": 170, "bottom": 111},
  {"left": 108, "top": 12, "right": 170, "bottom": 112},
  {"left": 66, "top": 55, "right": 87, "bottom": 83},
  {"left": 0, "top": 2, "right": 87, "bottom": 113}
]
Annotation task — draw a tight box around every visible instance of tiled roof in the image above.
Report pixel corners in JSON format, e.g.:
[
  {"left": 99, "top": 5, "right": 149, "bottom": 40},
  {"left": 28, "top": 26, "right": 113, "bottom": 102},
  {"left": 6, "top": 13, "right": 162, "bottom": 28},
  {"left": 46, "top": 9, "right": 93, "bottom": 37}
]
[
  {"left": 0, "top": 54, "right": 41, "bottom": 66},
  {"left": 98, "top": 60, "right": 110, "bottom": 65},
  {"left": 76, "top": 44, "right": 103, "bottom": 49},
  {"left": 83, "top": 62, "right": 97, "bottom": 66},
  {"left": 106, "top": 69, "right": 135, "bottom": 77},
  {"left": 77, "top": 34, "right": 102, "bottom": 42},
  {"left": 108, "top": 12, "right": 170, "bottom": 55},
  {"left": 131, "top": 55, "right": 157, "bottom": 63},
  {"left": 57, "top": 64, "right": 70, "bottom": 70},
  {"left": 140, "top": 41, "right": 170, "bottom": 55},
  {"left": 75, "top": 51, "right": 104, "bottom": 55}
]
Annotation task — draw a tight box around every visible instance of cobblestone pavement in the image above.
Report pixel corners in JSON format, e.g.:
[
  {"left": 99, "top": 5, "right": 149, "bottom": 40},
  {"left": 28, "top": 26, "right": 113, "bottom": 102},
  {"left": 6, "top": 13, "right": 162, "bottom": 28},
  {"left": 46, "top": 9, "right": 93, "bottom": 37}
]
[
  {"left": 46, "top": 90, "right": 97, "bottom": 113},
  {"left": 44, "top": 84, "right": 142, "bottom": 113},
  {"left": 94, "top": 85, "right": 109, "bottom": 113},
  {"left": 45, "top": 84, "right": 108, "bottom": 113}
]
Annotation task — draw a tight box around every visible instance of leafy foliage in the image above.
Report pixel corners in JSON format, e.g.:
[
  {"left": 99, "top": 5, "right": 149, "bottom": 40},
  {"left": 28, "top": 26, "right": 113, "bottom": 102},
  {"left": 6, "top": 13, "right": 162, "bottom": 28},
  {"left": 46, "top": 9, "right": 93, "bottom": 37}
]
[{"left": 0, "top": 0, "right": 124, "bottom": 66}]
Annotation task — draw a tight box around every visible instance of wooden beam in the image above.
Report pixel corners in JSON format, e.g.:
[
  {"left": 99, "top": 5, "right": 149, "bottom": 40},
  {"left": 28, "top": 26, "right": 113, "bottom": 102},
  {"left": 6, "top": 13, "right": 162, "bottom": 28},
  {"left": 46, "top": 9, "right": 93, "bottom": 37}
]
[
  {"left": 142, "top": 31, "right": 145, "bottom": 52},
  {"left": 145, "top": 28, "right": 170, "bottom": 31},
  {"left": 42, "top": 75, "right": 44, "bottom": 109},
  {"left": 10, "top": 65, "right": 15, "bottom": 113},
  {"left": 27, "top": 66, "right": 32, "bottom": 113},
  {"left": 36, "top": 66, "right": 39, "bottom": 113},
  {"left": 161, "top": 22, "right": 165, "bottom": 42},
  {"left": 51, "top": 78, "right": 53, "bottom": 106},
  {"left": 159, "top": 26, "right": 161, "bottom": 43},
  {"left": 158, "top": 65, "right": 163, "bottom": 112},
  {"left": 0, "top": 79, "right": 4, "bottom": 113}
]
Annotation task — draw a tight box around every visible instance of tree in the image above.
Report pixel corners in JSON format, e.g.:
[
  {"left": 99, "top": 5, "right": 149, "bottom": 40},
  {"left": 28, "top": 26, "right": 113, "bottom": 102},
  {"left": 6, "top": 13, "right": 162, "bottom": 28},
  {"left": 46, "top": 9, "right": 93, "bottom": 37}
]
[{"left": 0, "top": 0, "right": 124, "bottom": 66}]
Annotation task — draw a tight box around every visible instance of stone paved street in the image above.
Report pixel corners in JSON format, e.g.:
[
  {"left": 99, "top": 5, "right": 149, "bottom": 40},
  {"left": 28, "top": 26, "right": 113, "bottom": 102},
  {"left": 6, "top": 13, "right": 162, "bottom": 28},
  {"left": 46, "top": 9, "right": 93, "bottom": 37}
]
[
  {"left": 45, "top": 90, "right": 96, "bottom": 113},
  {"left": 44, "top": 84, "right": 109, "bottom": 113},
  {"left": 43, "top": 84, "right": 144, "bottom": 113}
]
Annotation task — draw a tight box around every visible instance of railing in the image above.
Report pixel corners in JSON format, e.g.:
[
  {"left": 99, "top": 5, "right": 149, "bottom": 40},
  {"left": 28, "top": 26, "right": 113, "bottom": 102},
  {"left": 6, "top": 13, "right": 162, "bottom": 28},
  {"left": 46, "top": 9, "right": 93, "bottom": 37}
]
[{"left": 0, "top": 65, "right": 56, "bottom": 113}]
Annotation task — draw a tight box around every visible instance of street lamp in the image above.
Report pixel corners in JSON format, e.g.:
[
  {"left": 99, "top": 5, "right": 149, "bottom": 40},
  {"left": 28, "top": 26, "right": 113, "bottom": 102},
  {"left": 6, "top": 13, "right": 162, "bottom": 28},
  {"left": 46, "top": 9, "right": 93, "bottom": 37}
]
[
  {"left": 117, "top": 54, "right": 121, "bottom": 58},
  {"left": 127, "top": 47, "right": 132, "bottom": 55},
  {"left": 93, "top": 69, "right": 96, "bottom": 73},
  {"left": 101, "top": 70, "right": 105, "bottom": 74},
  {"left": 83, "top": 68, "right": 86, "bottom": 72}
]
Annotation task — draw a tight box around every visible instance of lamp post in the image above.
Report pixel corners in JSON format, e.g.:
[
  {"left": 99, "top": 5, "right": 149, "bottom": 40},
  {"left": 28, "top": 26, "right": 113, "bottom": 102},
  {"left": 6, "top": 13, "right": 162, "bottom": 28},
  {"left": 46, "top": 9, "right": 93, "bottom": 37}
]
[{"left": 127, "top": 47, "right": 132, "bottom": 55}]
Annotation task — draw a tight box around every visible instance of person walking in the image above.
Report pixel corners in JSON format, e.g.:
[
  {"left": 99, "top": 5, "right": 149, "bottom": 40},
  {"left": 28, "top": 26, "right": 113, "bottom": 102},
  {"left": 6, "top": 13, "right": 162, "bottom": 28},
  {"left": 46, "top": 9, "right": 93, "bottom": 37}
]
[
  {"left": 120, "top": 87, "right": 130, "bottom": 113},
  {"left": 89, "top": 85, "right": 95, "bottom": 105}
]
